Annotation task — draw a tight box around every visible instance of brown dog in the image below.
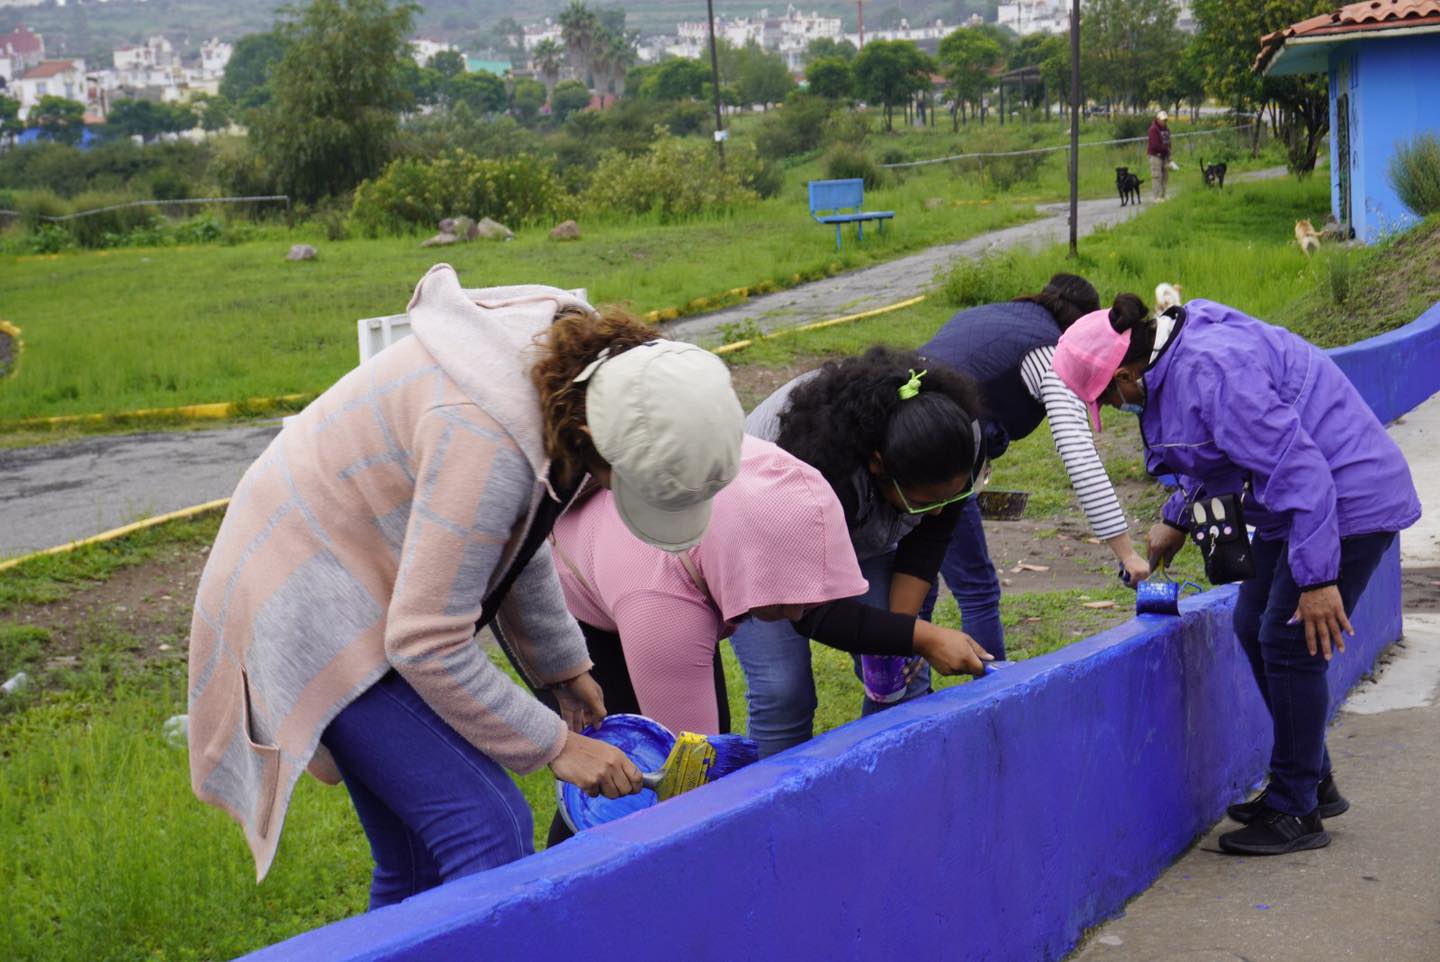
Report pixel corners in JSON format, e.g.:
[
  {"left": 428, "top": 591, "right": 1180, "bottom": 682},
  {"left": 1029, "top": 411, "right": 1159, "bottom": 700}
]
[{"left": 1295, "top": 219, "right": 1321, "bottom": 256}]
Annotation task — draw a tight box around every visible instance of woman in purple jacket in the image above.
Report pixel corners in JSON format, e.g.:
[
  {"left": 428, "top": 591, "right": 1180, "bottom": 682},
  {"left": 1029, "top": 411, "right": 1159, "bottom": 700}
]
[{"left": 1053, "top": 293, "right": 1420, "bottom": 856}]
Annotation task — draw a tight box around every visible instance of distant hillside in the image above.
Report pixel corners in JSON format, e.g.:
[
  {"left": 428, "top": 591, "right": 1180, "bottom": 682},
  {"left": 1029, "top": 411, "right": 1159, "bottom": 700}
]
[{"left": 1, "top": 0, "right": 995, "bottom": 62}]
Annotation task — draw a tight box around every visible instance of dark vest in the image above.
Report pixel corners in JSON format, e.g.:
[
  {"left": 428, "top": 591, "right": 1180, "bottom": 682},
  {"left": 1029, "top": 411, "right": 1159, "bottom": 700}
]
[{"left": 919, "top": 301, "right": 1060, "bottom": 460}]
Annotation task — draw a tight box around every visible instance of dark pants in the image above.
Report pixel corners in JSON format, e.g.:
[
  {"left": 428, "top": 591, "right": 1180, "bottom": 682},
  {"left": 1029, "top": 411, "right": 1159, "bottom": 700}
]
[
  {"left": 939, "top": 495, "right": 1007, "bottom": 659},
  {"left": 1231, "top": 531, "right": 1395, "bottom": 816},
  {"left": 321, "top": 671, "right": 534, "bottom": 910},
  {"left": 545, "top": 621, "right": 729, "bottom": 847}
]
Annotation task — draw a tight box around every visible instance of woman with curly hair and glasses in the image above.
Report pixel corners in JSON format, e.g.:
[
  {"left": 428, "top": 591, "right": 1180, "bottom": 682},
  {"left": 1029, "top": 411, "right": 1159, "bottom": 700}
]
[
  {"left": 186, "top": 265, "right": 744, "bottom": 906},
  {"left": 733, "top": 346, "right": 993, "bottom": 757}
]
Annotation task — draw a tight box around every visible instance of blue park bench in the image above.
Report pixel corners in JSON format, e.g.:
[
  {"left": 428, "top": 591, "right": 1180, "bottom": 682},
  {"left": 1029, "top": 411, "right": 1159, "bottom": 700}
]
[{"left": 808, "top": 178, "right": 895, "bottom": 251}]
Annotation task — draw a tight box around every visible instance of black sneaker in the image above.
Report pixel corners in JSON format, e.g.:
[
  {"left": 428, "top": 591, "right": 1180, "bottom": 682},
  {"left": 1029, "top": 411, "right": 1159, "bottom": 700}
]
[
  {"left": 1218, "top": 806, "right": 1329, "bottom": 855},
  {"left": 1226, "top": 773, "right": 1349, "bottom": 824}
]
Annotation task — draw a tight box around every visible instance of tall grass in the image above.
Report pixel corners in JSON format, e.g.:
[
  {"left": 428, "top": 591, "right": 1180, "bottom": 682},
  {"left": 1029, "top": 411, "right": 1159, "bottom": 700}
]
[{"left": 1388, "top": 132, "right": 1440, "bottom": 217}]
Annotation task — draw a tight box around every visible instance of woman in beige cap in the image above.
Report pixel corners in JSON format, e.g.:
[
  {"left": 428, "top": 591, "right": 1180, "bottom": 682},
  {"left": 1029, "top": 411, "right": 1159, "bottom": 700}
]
[
  {"left": 1147, "top": 109, "right": 1172, "bottom": 200},
  {"left": 186, "top": 264, "right": 744, "bottom": 907}
]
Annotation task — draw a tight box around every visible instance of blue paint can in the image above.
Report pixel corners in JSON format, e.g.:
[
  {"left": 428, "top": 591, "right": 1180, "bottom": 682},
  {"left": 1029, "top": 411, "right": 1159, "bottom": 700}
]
[
  {"left": 557, "top": 714, "right": 675, "bottom": 833},
  {"left": 1135, "top": 577, "right": 1203, "bottom": 615}
]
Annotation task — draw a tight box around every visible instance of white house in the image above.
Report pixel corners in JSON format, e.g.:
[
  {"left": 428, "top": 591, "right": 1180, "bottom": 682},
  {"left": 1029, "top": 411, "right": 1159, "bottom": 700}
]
[
  {"left": 411, "top": 36, "right": 457, "bottom": 66},
  {"left": 113, "top": 35, "right": 174, "bottom": 73},
  {"left": 0, "top": 25, "right": 44, "bottom": 84},
  {"left": 199, "top": 38, "right": 232, "bottom": 78},
  {"left": 12, "top": 58, "right": 85, "bottom": 119}
]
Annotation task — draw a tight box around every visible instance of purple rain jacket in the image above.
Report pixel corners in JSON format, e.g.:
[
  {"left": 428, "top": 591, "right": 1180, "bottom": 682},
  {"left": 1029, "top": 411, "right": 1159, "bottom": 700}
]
[{"left": 1140, "top": 299, "right": 1420, "bottom": 590}]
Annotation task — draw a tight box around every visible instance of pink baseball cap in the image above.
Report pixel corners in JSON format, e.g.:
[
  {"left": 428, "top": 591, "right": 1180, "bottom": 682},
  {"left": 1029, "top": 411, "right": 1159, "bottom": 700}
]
[{"left": 1052, "top": 308, "right": 1132, "bottom": 432}]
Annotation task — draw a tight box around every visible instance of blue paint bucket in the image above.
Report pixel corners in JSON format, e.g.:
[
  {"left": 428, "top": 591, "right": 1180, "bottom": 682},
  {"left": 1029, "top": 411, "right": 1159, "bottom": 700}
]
[
  {"left": 556, "top": 714, "right": 675, "bottom": 833},
  {"left": 1135, "top": 577, "right": 1203, "bottom": 615},
  {"left": 859, "top": 654, "right": 921, "bottom": 703}
]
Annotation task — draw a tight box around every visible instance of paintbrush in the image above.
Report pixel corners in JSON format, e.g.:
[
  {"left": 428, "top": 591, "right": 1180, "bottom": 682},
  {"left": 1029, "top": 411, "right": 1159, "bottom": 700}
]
[{"left": 640, "top": 731, "right": 759, "bottom": 801}]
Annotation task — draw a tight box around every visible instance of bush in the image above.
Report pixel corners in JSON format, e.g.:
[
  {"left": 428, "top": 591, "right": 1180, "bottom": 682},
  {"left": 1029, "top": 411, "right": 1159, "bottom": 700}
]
[
  {"left": 350, "top": 150, "right": 566, "bottom": 236},
  {"left": 939, "top": 251, "right": 1049, "bottom": 309},
  {"left": 581, "top": 129, "right": 759, "bottom": 221},
  {"left": 821, "top": 109, "right": 871, "bottom": 149},
  {"left": 1388, "top": 132, "right": 1440, "bottom": 216},
  {"left": 61, "top": 191, "right": 160, "bottom": 248},
  {"left": 752, "top": 94, "right": 837, "bottom": 161},
  {"left": 822, "top": 143, "right": 884, "bottom": 190},
  {"left": 1112, "top": 114, "right": 1149, "bottom": 141}
]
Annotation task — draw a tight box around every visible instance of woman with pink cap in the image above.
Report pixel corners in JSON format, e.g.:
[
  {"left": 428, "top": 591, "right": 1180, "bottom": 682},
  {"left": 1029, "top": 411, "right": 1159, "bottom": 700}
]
[{"left": 1052, "top": 293, "right": 1419, "bottom": 856}]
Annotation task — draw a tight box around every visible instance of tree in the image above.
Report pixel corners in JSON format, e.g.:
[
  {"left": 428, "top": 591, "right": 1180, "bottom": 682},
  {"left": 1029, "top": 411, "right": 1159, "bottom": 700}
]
[
  {"left": 650, "top": 58, "right": 709, "bottom": 101},
  {"left": 447, "top": 71, "right": 506, "bottom": 113},
  {"left": 1, "top": 94, "right": 24, "bottom": 147},
  {"left": 852, "top": 39, "right": 929, "bottom": 131},
  {"left": 491, "top": 16, "right": 523, "bottom": 53},
  {"left": 731, "top": 41, "right": 794, "bottom": 110},
  {"left": 1080, "top": 0, "right": 1182, "bottom": 111},
  {"left": 220, "top": 30, "right": 287, "bottom": 110},
  {"left": 106, "top": 98, "right": 166, "bottom": 141},
  {"left": 938, "top": 27, "right": 1003, "bottom": 128},
  {"left": 806, "top": 36, "right": 857, "bottom": 63},
  {"left": 806, "top": 57, "right": 852, "bottom": 100},
  {"left": 1192, "top": 0, "right": 1333, "bottom": 171},
  {"left": 427, "top": 49, "right": 465, "bottom": 78},
  {"left": 250, "top": 0, "right": 418, "bottom": 203},
  {"left": 510, "top": 76, "right": 546, "bottom": 122},
  {"left": 551, "top": 78, "right": 590, "bottom": 119},
  {"left": 195, "top": 93, "right": 233, "bottom": 133},
  {"left": 595, "top": 29, "right": 636, "bottom": 97},
  {"left": 533, "top": 38, "right": 563, "bottom": 101},
  {"left": 30, "top": 96, "right": 86, "bottom": 145},
  {"left": 558, "top": 0, "right": 599, "bottom": 88}
]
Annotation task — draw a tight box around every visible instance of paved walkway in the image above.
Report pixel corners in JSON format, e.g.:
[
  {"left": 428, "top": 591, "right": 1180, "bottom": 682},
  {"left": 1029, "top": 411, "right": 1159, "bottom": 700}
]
[{"left": 1070, "top": 392, "right": 1440, "bottom": 962}]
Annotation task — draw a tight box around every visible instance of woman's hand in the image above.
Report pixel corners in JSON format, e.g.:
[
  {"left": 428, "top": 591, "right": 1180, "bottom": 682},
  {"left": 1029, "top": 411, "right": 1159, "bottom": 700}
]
[
  {"left": 553, "top": 671, "right": 606, "bottom": 733},
  {"left": 913, "top": 621, "right": 993, "bottom": 676},
  {"left": 1146, "top": 523, "right": 1187, "bottom": 570},
  {"left": 548, "top": 730, "right": 644, "bottom": 799},
  {"left": 1117, "top": 551, "right": 1151, "bottom": 587},
  {"left": 1293, "top": 586, "right": 1354, "bottom": 661}
]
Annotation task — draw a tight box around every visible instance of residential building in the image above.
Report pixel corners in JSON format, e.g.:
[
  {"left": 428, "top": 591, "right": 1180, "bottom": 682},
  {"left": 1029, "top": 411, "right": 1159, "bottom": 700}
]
[
  {"left": 12, "top": 58, "right": 85, "bottom": 119},
  {"left": 0, "top": 24, "right": 43, "bottom": 84}
]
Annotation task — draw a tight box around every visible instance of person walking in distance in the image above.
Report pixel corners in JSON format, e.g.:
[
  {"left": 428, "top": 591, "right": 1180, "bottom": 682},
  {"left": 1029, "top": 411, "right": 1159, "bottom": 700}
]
[{"left": 1148, "top": 110, "right": 1172, "bottom": 201}]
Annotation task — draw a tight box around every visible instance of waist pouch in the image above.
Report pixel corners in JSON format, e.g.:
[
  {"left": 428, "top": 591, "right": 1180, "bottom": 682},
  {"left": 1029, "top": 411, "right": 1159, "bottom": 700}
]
[{"left": 1189, "top": 493, "right": 1254, "bottom": 584}]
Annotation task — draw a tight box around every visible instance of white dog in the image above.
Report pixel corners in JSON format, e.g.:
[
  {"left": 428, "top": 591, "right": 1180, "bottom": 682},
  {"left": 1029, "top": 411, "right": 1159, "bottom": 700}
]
[{"left": 1154, "top": 282, "right": 1184, "bottom": 314}]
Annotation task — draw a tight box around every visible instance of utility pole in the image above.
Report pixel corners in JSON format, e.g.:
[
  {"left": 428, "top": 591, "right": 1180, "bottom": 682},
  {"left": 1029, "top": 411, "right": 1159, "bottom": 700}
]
[
  {"left": 706, "top": 0, "right": 726, "bottom": 168},
  {"left": 1068, "top": 0, "right": 1081, "bottom": 257},
  {"left": 857, "top": 1, "right": 865, "bottom": 48}
]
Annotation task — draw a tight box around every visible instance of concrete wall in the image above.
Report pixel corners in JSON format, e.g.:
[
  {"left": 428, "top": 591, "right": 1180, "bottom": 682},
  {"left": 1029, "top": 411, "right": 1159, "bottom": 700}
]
[
  {"left": 1329, "top": 35, "right": 1440, "bottom": 244},
  {"left": 241, "top": 306, "right": 1439, "bottom": 962}
]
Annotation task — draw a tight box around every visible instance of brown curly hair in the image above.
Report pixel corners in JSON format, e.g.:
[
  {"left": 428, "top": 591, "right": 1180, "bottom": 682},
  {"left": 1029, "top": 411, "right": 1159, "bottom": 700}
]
[{"left": 531, "top": 306, "right": 660, "bottom": 487}]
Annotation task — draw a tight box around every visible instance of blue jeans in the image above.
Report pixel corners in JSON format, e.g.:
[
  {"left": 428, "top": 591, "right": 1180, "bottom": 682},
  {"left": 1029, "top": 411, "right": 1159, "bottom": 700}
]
[
  {"left": 939, "top": 495, "right": 1006, "bottom": 660},
  {"left": 1231, "top": 531, "right": 1395, "bottom": 816},
  {"left": 730, "top": 551, "right": 936, "bottom": 759},
  {"left": 321, "top": 671, "right": 534, "bottom": 910}
]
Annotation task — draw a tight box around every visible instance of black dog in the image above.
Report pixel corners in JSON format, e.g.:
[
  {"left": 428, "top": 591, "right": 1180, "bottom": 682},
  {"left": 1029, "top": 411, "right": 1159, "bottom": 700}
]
[
  {"left": 1201, "top": 158, "right": 1227, "bottom": 188},
  {"left": 1115, "top": 167, "right": 1143, "bottom": 206}
]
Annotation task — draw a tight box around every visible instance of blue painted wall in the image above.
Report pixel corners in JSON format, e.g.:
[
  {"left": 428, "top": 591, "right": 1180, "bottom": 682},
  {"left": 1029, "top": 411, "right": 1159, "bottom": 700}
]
[
  {"left": 1329, "top": 35, "right": 1440, "bottom": 243},
  {"left": 239, "top": 305, "right": 1440, "bottom": 962}
]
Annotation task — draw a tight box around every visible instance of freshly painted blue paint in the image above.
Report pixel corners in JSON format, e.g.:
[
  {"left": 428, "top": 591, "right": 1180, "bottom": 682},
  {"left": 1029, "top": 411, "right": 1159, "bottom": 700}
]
[
  {"left": 238, "top": 307, "right": 1440, "bottom": 962},
  {"left": 1328, "top": 35, "right": 1440, "bottom": 243},
  {"left": 557, "top": 714, "right": 670, "bottom": 833}
]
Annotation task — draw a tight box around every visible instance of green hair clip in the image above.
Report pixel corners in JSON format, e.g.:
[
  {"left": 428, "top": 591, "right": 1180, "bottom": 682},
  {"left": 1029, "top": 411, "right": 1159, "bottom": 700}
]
[{"left": 898, "top": 368, "right": 927, "bottom": 400}]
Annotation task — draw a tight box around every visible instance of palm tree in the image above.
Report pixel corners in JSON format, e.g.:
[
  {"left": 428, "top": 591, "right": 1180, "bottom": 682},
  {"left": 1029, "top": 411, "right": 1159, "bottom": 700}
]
[
  {"left": 603, "top": 30, "right": 637, "bottom": 97},
  {"left": 558, "top": 0, "right": 598, "bottom": 89},
  {"left": 533, "top": 38, "right": 563, "bottom": 102}
]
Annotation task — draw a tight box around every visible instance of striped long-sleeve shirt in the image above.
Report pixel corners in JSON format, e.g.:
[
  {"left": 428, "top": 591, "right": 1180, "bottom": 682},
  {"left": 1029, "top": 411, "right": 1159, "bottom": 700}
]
[{"left": 1018, "top": 345, "right": 1130, "bottom": 540}]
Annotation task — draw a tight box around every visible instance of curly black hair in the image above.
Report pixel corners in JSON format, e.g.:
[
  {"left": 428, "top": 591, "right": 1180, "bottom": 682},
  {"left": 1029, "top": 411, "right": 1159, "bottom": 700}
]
[{"left": 775, "top": 346, "right": 985, "bottom": 491}]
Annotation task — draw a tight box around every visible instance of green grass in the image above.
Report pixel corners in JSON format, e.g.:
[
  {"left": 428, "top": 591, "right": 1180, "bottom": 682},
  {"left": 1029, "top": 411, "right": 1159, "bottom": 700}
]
[{"left": 0, "top": 159, "right": 1035, "bottom": 423}]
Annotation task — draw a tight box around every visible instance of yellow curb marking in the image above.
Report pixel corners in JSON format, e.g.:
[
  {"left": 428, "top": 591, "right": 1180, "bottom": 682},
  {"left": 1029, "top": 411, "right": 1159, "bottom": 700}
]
[
  {"left": 5, "top": 393, "right": 313, "bottom": 430},
  {"left": 713, "top": 295, "right": 928, "bottom": 357},
  {"left": 0, "top": 498, "right": 231, "bottom": 573}
]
